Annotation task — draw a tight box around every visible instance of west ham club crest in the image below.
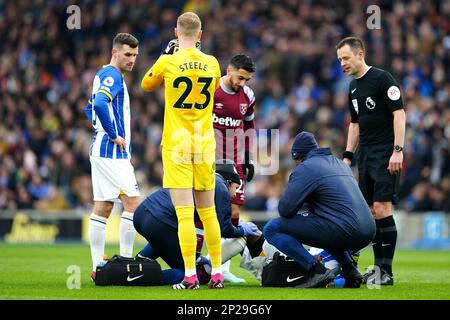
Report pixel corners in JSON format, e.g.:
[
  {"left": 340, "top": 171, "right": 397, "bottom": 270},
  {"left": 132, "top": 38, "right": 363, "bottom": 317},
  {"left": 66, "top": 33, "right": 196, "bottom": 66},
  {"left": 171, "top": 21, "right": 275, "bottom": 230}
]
[{"left": 240, "top": 103, "right": 248, "bottom": 115}]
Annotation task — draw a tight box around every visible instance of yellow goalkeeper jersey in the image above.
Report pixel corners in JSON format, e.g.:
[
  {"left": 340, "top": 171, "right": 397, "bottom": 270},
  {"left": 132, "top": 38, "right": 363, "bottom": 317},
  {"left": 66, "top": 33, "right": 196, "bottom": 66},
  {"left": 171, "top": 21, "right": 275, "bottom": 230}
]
[{"left": 142, "top": 48, "right": 221, "bottom": 153}]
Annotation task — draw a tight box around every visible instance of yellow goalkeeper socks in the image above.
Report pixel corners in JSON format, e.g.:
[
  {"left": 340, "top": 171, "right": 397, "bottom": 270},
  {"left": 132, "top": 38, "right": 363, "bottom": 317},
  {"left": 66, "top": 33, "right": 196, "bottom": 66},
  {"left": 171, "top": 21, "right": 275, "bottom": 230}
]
[
  {"left": 197, "top": 206, "right": 222, "bottom": 273},
  {"left": 175, "top": 205, "right": 197, "bottom": 275}
]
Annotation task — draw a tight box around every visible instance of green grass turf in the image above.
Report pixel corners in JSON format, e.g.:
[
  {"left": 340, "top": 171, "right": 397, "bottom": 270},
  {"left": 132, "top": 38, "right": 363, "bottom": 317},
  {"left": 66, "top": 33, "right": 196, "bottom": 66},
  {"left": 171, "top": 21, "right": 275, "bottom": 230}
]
[{"left": 0, "top": 243, "right": 449, "bottom": 300}]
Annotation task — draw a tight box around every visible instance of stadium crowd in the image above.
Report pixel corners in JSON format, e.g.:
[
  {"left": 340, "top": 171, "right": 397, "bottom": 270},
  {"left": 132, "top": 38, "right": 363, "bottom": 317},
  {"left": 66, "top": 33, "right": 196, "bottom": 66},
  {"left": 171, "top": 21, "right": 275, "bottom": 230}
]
[{"left": 0, "top": 0, "right": 449, "bottom": 213}]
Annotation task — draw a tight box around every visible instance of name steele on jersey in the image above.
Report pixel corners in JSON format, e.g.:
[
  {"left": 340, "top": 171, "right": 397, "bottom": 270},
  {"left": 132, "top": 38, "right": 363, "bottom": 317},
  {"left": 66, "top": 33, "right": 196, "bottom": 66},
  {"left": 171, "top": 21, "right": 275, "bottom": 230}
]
[
  {"left": 179, "top": 61, "right": 208, "bottom": 72},
  {"left": 213, "top": 112, "right": 242, "bottom": 127}
]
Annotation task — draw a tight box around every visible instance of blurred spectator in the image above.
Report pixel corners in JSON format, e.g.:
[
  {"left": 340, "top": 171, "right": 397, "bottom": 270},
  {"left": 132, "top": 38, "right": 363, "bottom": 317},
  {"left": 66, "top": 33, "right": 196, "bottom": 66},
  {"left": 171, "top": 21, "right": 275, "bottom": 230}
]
[
  {"left": 0, "top": 0, "right": 449, "bottom": 213},
  {"left": 402, "top": 181, "right": 432, "bottom": 212},
  {"left": 27, "top": 174, "right": 51, "bottom": 201}
]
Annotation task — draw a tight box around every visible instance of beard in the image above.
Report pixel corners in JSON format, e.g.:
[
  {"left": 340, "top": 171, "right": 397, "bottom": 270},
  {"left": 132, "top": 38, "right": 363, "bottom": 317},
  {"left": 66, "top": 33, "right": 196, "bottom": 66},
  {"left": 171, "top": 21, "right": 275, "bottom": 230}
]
[{"left": 230, "top": 82, "right": 241, "bottom": 92}]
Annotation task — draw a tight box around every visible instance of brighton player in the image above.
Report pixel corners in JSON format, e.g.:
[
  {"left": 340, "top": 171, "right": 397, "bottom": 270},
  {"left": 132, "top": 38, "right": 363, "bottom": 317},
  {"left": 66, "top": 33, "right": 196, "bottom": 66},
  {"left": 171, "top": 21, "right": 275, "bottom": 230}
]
[
  {"left": 141, "top": 12, "right": 224, "bottom": 289},
  {"left": 240, "top": 241, "right": 359, "bottom": 288},
  {"left": 84, "top": 33, "right": 140, "bottom": 280},
  {"left": 210, "top": 54, "right": 257, "bottom": 283}
]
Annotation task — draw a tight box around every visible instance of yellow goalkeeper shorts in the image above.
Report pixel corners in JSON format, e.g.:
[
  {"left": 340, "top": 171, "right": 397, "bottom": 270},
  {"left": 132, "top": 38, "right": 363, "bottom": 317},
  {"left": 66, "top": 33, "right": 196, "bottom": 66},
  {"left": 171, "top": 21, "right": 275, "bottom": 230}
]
[{"left": 162, "top": 148, "right": 216, "bottom": 191}]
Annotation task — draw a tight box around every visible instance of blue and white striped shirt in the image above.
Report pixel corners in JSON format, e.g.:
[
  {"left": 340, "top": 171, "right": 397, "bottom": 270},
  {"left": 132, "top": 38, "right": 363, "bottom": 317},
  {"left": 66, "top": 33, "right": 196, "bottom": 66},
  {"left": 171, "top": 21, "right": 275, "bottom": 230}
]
[{"left": 86, "top": 65, "right": 132, "bottom": 159}]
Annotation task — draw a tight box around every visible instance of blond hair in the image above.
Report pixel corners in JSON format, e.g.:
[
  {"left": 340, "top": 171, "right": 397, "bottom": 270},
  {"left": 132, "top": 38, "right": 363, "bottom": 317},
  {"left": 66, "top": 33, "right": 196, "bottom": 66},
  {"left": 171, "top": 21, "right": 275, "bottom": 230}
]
[{"left": 177, "top": 12, "right": 201, "bottom": 38}]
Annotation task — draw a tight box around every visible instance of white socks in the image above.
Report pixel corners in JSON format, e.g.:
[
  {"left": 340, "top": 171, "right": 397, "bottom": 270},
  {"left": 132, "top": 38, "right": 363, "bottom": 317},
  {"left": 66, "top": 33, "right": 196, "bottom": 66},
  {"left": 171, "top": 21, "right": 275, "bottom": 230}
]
[
  {"left": 206, "top": 237, "right": 247, "bottom": 275},
  {"left": 222, "top": 259, "right": 231, "bottom": 274},
  {"left": 221, "top": 237, "right": 247, "bottom": 264},
  {"left": 89, "top": 211, "right": 136, "bottom": 272},
  {"left": 89, "top": 214, "right": 107, "bottom": 272},
  {"left": 119, "top": 211, "right": 136, "bottom": 258}
]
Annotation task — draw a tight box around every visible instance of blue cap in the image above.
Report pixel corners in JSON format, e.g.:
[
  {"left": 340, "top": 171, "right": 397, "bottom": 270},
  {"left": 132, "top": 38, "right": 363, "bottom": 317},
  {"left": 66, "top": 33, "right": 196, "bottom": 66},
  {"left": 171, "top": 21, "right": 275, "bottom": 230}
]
[{"left": 291, "top": 131, "right": 318, "bottom": 160}]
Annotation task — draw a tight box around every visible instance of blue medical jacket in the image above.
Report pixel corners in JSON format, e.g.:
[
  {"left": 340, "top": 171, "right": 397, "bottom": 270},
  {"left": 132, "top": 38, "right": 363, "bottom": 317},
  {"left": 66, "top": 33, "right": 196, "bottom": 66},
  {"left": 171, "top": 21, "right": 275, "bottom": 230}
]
[{"left": 278, "top": 148, "right": 373, "bottom": 232}]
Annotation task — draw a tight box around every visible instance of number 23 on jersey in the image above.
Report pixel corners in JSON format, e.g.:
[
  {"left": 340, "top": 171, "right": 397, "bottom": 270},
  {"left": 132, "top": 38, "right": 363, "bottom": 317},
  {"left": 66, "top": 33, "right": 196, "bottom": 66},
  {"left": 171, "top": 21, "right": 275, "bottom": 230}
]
[{"left": 172, "top": 76, "right": 213, "bottom": 110}]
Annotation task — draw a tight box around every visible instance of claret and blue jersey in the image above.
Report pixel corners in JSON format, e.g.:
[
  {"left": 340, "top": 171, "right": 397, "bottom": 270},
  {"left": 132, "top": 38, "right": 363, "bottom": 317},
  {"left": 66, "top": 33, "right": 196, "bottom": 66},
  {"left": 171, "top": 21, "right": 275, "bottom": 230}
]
[{"left": 85, "top": 65, "right": 132, "bottom": 159}]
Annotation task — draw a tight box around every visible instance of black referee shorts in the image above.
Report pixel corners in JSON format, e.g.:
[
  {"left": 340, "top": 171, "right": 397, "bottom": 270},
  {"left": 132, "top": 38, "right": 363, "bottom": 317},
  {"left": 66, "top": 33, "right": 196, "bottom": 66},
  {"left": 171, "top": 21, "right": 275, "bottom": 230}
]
[{"left": 357, "top": 143, "right": 400, "bottom": 205}]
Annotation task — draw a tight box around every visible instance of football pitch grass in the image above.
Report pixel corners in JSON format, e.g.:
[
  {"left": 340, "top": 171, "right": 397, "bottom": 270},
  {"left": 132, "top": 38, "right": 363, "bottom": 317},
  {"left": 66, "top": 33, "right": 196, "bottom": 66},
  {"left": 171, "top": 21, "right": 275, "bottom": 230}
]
[{"left": 1, "top": 243, "right": 449, "bottom": 300}]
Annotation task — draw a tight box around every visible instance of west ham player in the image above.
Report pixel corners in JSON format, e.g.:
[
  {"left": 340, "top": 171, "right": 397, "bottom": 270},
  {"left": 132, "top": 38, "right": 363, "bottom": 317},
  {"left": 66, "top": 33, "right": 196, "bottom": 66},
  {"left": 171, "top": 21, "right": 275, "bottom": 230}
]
[
  {"left": 212, "top": 54, "right": 257, "bottom": 283},
  {"left": 84, "top": 33, "right": 140, "bottom": 280}
]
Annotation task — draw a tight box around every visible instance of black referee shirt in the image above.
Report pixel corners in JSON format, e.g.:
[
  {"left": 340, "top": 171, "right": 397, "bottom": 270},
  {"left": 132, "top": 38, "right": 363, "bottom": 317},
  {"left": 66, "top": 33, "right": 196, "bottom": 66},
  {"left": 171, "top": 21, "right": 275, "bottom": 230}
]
[{"left": 348, "top": 67, "right": 404, "bottom": 146}]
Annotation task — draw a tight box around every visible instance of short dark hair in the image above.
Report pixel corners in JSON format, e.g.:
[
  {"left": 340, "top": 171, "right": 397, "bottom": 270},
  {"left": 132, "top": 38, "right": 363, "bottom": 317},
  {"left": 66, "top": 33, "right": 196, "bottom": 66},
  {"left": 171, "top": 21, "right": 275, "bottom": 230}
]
[
  {"left": 229, "top": 54, "right": 256, "bottom": 73},
  {"left": 336, "top": 37, "right": 365, "bottom": 52},
  {"left": 113, "top": 33, "right": 139, "bottom": 49}
]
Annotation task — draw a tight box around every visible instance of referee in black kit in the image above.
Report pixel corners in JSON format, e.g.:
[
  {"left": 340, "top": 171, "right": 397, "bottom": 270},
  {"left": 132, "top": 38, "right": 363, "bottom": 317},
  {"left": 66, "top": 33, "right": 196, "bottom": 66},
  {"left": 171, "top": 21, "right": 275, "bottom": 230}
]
[{"left": 336, "top": 37, "right": 406, "bottom": 286}]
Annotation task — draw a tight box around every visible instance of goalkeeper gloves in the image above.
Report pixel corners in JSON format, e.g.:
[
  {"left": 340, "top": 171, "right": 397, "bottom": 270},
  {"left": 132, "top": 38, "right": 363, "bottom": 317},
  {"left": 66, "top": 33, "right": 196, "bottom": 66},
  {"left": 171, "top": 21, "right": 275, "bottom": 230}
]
[
  {"left": 195, "top": 40, "right": 201, "bottom": 50},
  {"left": 162, "top": 39, "right": 202, "bottom": 55},
  {"left": 162, "top": 39, "right": 179, "bottom": 55},
  {"left": 243, "top": 152, "right": 255, "bottom": 182}
]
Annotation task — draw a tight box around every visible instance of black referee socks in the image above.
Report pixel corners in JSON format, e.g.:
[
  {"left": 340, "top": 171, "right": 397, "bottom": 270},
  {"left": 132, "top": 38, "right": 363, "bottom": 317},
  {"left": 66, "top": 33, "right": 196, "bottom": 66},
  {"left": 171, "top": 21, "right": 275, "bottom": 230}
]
[
  {"left": 376, "top": 215, "right": 397, "bottom": 276},
  {"left": 372, "top": 220, "right": 384, "bottom": 268}
]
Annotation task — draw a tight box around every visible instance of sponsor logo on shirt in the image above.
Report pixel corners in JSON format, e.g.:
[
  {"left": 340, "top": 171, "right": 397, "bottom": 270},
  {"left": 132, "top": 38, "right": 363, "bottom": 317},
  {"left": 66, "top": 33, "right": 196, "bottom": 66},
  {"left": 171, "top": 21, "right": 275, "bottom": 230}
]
[{"left": 213, "top": 113, "right": 242, "bottom": 127}]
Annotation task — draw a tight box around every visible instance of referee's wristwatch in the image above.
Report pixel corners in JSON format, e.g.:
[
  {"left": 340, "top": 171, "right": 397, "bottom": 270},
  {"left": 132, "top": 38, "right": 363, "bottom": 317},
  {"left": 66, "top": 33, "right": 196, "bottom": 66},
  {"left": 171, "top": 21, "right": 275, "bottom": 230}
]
[{"left": 394, "top": 145, "right": 403, "bottom": 152}]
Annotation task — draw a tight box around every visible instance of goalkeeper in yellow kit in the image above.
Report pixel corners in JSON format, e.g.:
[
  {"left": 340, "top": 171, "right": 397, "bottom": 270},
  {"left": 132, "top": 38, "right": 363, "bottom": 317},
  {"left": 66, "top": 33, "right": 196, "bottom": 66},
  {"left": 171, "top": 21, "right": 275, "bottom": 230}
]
[{"left": 141, "top": 12, "right": 223, "bottom": 289}]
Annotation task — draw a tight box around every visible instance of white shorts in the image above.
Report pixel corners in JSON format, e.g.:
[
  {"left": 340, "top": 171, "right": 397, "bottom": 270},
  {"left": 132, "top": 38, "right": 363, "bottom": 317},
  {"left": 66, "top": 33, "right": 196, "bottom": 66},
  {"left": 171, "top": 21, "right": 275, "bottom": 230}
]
[{"left": 90, "top": 157, "right": 140, "bottom": 202}]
